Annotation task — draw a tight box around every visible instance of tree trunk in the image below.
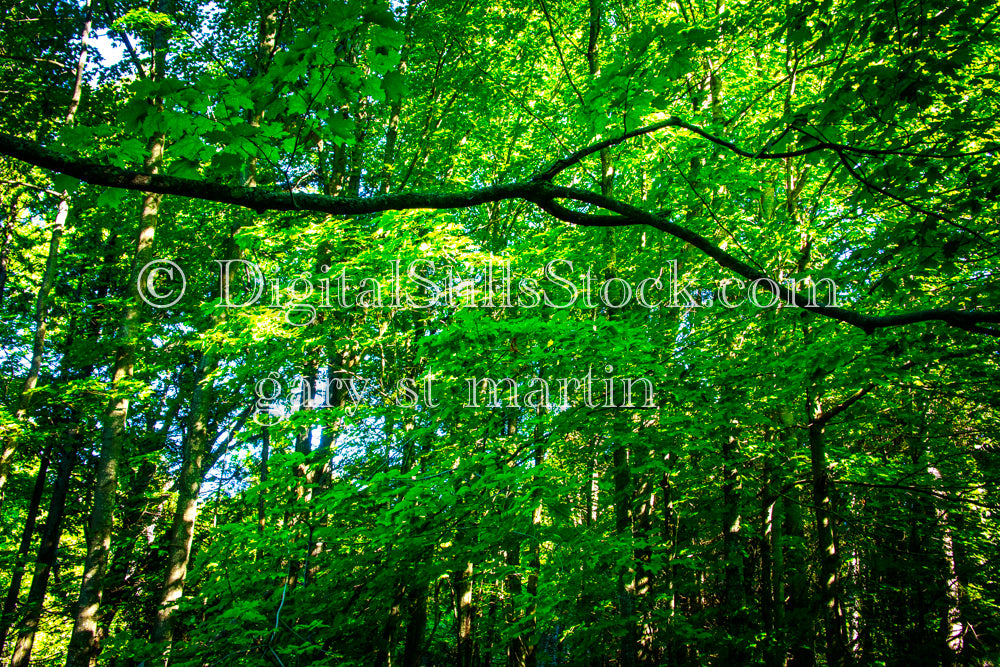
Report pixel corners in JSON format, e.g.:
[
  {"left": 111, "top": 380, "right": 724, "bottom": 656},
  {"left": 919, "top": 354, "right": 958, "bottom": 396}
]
[
  {"left": 256, "top": 427, "right": 270, "bottom": 562},
  {"left": 97, "top": 433, "right": 168, "bottom": 642},
  {"left": 763, "top": 464, "right": 786, "bottom": 667},
  {"left": 0, "top": 188, "right": 23, "bottom": 307},
  {"left": 0, "top": 0, "right": 90, "bottom": 508},
  {"left": 762, "top": 415, "right": 787, "bottom": 667},
  {"left": 722, "top": 432, "right": 747, "bottom": 663},
  {"left": 810, "top": 417, "right": 848, "bottom": 667},
  {"left": 14, "top": 199, "right": 65, "bottom": 421},
  {"left": 9, "top": 434, "right": 79, "bottom": 667},
  {"left": 783, "top": 424, "right": 814, "bottom": 667},
  {"left": 401, "top": 582, "right": 428, "bottom": 667},
  {"left": 65, "top": 112, "right": 166, "bottom": 667},
  {"left": 376, "top": 585, "right": 405, "bottom": 667},
  {"left": 660, "top": 455, "right": 679, "bottom": 664},
  {"left": 455, "top": 560, "right": 474, "bottom": 667},
  {"left": 378, "top": 0, "right": 417, "bottom": 194},
  {"left": 524, "top": 437, "right": 543, "bottom": 667},
  {"left": 0, "top": 444, "right": 52, "bottom": 656},
  {"left": 0, "top": 195, "right": 67, "bottom": 518},
  {"left": 612, "top": 445, "right": 638, "bottom": 667},
  {"left": 505, "top": 531, "right": 526, "bottom": 667},
  {"left": 149, "top": 352, "right": 217, "bottom": 655}
]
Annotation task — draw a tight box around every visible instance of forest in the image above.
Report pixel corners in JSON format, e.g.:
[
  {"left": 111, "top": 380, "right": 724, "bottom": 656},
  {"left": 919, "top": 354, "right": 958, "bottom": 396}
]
[{"left": 0, "top": 0, "right": 998, "bottom": 664}]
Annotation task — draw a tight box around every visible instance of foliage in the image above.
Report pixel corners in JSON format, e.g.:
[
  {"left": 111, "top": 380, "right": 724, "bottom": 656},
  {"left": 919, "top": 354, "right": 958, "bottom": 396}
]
[{"left": 0, "top": 0, "right": 998, "bottom": 665}]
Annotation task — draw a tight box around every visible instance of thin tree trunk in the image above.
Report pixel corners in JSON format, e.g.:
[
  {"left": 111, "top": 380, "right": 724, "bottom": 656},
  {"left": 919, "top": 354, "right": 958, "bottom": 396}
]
[
  {"left": 524, "top": 431, "right": 544, "bottom": 667},
  {"left": 380, "top": 98, "right": 402, "bottom": 194},
  {"left": 0, "top": 189, "right": 23, "bottom": 307},
  {"left": 455, "top": 560, "right": 474, "bottom": 667},
  {"left": 9, "top": 434, "right": 79, "bottom": 667},
  {"left": 0, "top": 444, "right": 52, "bottom": 656},
  {"left": 922, "top": 463, "right": 965, "bottom": 663},
  {"left": 585, "top": 452, "right": 598, "bottom": 527},
  {"left": 941, "top": 506, "right": 973, "bottom": 664},
  {"left": 809, "top": 416, "right": 848, "bottom": 667},
  {"left": 148, "top": 352, "right": 217, "bottom": 654},
  {"left": 376, "top": 585, "right": 405, "bottom": 667},
  {"left": 256, "top": 427, "right": 270, "bottom": 562},
  {"left": 14, "top": 199, "right": 65, "bottom": 421},
  {"left": 0, "top": 201, "right": 67, "bottom": 516},
  {"left": 722, "top": 431, "right": 747, "bottom": 663},
  {"left": 1, "top": 0, "right": 91, "bottom": 509},
  {"left": 377, "top": 0, "right": 419, "bottom": 194},
  {"left": 65, "top": 69, "right": 166, "bottom": 667},
  {"left": 633, "top": 466, "right": 655, "bottom": 667},
  {"left": 97, "top": 431, "right": 170, "bottom": 641},
  {"left": 783, "top": 426, "right": 814, "bottom": 667},
  {"left": 347, "top": 95, "right": 369, "bottom": 196},
  {"left": 764, "top": 473, "right": 786, "bottom": 667},
  {"left": 401, "top": 582, "right": 428, "bottom": 667},
  {"left": 762, "top": 416, "right": 786, "bottom": 667},
  {"left": 612, "top": 445, "right": 638, "bottom": 667},
  {"left": 505, "top": 531, "right": 525, "bottom": 667},
  {"left": 147, "top": 222, "right": 242, "bottom": 655},
  {"left": 660, "top": 455, "right": 678, "bottom": 664}
]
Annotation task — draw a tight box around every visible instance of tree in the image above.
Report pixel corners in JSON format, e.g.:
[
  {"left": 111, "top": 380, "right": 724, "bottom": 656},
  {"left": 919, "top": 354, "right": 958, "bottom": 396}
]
[{"left": 0, "top": 0, "right": 998, "bottom": 664}]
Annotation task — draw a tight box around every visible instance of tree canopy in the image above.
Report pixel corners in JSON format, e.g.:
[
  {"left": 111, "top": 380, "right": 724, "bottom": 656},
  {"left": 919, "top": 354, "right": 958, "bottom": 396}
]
[{"left": 0, "top": 0, "right": 998, "bottom": 665}]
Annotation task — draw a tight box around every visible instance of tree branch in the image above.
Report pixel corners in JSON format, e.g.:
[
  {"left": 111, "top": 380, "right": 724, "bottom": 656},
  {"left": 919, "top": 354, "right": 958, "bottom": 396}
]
[
  {"left": 815, "top": 361, "right": 915, "bottom": 426},
  {"left": 533, "top": 115, "right": 989, "bottom": 186},
  {"left": 103, "top": 0, "right": 147, "bottom": 79},
  {"left": 835, "top": 478, "right": 998, "bottom": 511},
  {"left": 0, "top": 132, "right": 538, "bottom": 214},
  {"left": 0, "top": 55, "right": 69, "bottom": 70},
  {"left": 2, "top": 130, "right": 999, "bottom": 338},
  {"left": 538, "top": 0, "right": 586, "bottom": 106},
  {"left": 0, "top": 179, "right": 62, "bottom": 197}
]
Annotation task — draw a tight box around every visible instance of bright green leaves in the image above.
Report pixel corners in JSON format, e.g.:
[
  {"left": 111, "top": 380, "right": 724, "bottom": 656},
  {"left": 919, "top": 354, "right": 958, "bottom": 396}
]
[
  {"left": 2, "top": 0, "right": 998, "bottom": 664},
  {"left": 112, "top": 7, "right": 175, "bottom": 33},
  {"left": 92, "top": 0, "right": 407, "bottom": 184}
]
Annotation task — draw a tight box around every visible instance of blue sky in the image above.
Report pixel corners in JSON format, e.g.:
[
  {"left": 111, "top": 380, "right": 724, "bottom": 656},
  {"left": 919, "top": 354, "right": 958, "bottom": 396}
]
[{"left": 90, "top": 30, "right": 124, "bottom": 68}]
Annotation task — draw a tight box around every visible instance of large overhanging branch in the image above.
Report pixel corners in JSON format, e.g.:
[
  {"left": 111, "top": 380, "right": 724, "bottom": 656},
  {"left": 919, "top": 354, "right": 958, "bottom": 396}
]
[
  {"left": 1, "top": 130, "right": 998, "bottom": 337},
  {"left": 533, "top": 117, "right": 993, "bottom": 183},
  {"left": 0, "top": 133, "right": 531, "bottom": 215}
]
